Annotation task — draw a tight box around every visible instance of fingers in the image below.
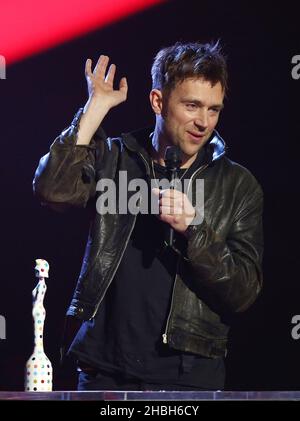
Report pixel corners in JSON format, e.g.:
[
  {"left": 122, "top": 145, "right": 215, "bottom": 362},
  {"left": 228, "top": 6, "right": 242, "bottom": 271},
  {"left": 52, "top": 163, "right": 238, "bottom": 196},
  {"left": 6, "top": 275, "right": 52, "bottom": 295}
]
[
  {"left": 94, "top": 55, "right": 109, "bottom": 77},
  {"left": 159, "top": 195, "right": 182, "bottom": 214},
  {"left": 86, "top": 55, "right": 127, "bottom": 94},
  {"left": 160, "top": 205, "right": 181, "bottom": 215},
  {"left": 152, "top": 187, "right": 160, "bottom": 197},
  {"left": 152, "top": 188, "right": 180, "bottom": 206},
  {"left": 119, "top": 77, "right": 128, "bottom": 94},
  {"left": 152, "top": 188, "right": 194, "bottom": 218},
  {"left": 160, "top": 189, "right": 182, "bottom": 199},
  {"left": 105, "top": 63, "right": 116, "bottom": 84},
  {"left": 85, "top": 58, "right": 92, "bottom": 78},
  {"left": 158, "top": 213, "right": 180, "bottom": 225},
  {"left": 152, "top": 188, "right": 180, "bottom": 198}
]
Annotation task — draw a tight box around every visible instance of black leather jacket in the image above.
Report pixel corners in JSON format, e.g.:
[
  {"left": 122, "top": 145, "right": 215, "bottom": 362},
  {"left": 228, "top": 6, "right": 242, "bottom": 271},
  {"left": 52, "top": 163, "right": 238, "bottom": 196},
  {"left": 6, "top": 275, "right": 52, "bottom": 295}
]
[{"left": 33, "top": 109, "right": 263, "bottom": 359}]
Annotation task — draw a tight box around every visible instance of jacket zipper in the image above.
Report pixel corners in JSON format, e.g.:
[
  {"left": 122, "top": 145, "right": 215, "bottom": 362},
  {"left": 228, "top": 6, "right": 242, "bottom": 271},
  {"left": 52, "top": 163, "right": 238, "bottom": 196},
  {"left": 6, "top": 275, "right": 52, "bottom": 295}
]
[
  {"left": 162, "top": 163, "right": 209, "bottom": 344},
  {"left": 138, "top": 152, "right": 151, "bottom": 176},
  {"left": 90, "top": 152, "right": 150, "bottom": 320},
  {"left": 90, "top": 213, "right": 138, "bottom": 319},
  {"left": 163, "top": 264, "right": 179, "bottom": 344}
]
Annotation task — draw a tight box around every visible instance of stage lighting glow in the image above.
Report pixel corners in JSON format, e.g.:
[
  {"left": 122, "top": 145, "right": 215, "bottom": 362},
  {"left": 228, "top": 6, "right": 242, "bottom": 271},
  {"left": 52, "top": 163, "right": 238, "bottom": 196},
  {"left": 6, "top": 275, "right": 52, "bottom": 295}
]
[{"left": 0, "top": 0, "right": 165, "bottom": 64}]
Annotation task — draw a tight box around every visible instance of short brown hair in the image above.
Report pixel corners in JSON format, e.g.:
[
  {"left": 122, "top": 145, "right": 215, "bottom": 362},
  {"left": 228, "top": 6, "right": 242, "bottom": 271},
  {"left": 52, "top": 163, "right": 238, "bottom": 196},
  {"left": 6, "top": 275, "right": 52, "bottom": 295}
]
[{"left": 151, "top": 41, "right": 228, "bottom": 94}]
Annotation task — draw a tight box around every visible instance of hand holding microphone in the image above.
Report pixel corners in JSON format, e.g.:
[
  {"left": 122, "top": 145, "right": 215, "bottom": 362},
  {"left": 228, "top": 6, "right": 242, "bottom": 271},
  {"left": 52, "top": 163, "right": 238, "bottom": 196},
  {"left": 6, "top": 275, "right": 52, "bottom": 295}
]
[
  {"left": 164, "top": 146, "right": 182, "bottom": 247},
  {"left": 152, "top": 146, "right": 196, "bottom": 244}
]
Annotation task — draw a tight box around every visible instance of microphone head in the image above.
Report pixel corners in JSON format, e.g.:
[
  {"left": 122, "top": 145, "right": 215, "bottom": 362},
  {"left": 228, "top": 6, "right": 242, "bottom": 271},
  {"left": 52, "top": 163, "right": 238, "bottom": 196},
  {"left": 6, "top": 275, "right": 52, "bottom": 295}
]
[{"left": 164, "top": 146, "right": 182, "bottom": 169}]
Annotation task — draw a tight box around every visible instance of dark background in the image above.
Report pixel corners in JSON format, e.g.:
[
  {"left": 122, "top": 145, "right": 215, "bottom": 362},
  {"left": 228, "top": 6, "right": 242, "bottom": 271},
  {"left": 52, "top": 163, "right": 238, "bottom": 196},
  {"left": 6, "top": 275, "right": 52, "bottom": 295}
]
[{"left": 0, "top": 0, "right": 299, "bottom": 390}]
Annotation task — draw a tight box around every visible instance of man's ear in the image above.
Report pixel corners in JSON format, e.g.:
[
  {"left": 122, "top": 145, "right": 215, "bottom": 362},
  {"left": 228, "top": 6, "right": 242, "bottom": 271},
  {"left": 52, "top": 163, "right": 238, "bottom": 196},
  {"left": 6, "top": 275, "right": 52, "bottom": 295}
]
[{"left": 149, "top": 89, "right": 163, "bottom": 115}]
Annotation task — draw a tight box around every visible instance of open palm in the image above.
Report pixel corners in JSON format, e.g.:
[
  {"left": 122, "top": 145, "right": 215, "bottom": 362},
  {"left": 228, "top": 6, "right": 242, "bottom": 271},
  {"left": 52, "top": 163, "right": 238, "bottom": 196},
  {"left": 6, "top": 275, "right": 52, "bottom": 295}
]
[{"left": 85, "top": 55, "right": 128, "bottom": 109}]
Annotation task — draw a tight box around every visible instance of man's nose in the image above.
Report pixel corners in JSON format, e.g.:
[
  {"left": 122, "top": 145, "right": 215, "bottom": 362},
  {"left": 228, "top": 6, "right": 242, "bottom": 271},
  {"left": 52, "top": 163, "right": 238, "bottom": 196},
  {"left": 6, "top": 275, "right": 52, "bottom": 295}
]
[{"left": 194, "top": 110, "right": 208, "bottom": 130}]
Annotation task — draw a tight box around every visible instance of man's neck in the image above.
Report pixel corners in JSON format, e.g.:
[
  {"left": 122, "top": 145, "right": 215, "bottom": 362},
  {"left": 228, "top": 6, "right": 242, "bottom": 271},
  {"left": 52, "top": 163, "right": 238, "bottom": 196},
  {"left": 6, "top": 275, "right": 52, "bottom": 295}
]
[{"left": 149, "top": 130, "right": 197, "bottom": 168}]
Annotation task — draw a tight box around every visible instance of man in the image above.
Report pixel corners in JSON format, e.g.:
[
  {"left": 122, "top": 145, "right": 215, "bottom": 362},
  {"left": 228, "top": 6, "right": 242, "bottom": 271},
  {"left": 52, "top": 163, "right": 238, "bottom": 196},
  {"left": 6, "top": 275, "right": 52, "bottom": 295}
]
[{"left": 33, "top": 41, "right": 263, "bottom": 391}]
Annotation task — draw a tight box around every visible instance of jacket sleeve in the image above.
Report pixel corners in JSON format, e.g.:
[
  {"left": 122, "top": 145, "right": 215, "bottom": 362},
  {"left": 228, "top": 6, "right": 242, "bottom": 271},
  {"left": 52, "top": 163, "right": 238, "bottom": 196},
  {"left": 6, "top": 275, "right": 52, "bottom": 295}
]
[
  {"left": 33, "top": 108, "right": 107, "bottom": 209},
  {"left": 184, "top": 180, "right": 264, "bottom": 313}
]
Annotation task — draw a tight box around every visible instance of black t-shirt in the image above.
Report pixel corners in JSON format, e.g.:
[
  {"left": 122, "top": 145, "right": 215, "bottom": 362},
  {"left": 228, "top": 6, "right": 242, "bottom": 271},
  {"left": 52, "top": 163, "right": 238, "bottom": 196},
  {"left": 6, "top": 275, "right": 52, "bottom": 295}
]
[{"left": 69, "top": 148, "right": 225, "bottom": 389}]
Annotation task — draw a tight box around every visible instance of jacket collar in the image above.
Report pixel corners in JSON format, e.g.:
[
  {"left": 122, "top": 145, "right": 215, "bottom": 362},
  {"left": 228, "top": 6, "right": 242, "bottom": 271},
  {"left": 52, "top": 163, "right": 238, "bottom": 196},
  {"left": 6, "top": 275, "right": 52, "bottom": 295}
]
[{"left": 121, "top": 127, "right": 226, "bottom": 166}]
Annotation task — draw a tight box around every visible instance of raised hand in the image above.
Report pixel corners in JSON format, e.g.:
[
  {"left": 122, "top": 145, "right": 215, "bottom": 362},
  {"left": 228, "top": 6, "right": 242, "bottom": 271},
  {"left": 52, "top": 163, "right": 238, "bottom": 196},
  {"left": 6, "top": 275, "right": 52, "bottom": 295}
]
[
  {"left": 85, "top": 55, "right": 128, "bottom": 109},
  {"left": 76, "top": 55, "right": 128, "bottom": 145}
]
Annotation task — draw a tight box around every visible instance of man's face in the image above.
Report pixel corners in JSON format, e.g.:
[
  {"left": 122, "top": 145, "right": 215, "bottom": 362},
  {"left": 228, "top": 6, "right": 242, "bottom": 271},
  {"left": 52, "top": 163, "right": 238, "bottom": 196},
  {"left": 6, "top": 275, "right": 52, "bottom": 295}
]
[{"left": 152, "top": 77, "right": 225, "bottom": 162}]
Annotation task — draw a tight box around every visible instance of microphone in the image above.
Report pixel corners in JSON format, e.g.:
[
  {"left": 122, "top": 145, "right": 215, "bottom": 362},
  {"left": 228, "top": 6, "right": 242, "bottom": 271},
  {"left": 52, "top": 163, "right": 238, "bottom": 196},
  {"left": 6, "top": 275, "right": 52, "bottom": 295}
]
[{"left": 164, "top": 146, "right": 182, "bottom": 247}]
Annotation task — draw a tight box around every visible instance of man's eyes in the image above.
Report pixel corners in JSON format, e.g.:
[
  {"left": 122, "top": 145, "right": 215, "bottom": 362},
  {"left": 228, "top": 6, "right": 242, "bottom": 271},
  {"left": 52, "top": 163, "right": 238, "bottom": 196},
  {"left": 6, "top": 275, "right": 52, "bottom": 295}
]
[
  {"left": 185, "top": 103, "right": 197, "bottom": 109},
  {"left": 185, "top": 104, "right": 221, "bottom": 112}
]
